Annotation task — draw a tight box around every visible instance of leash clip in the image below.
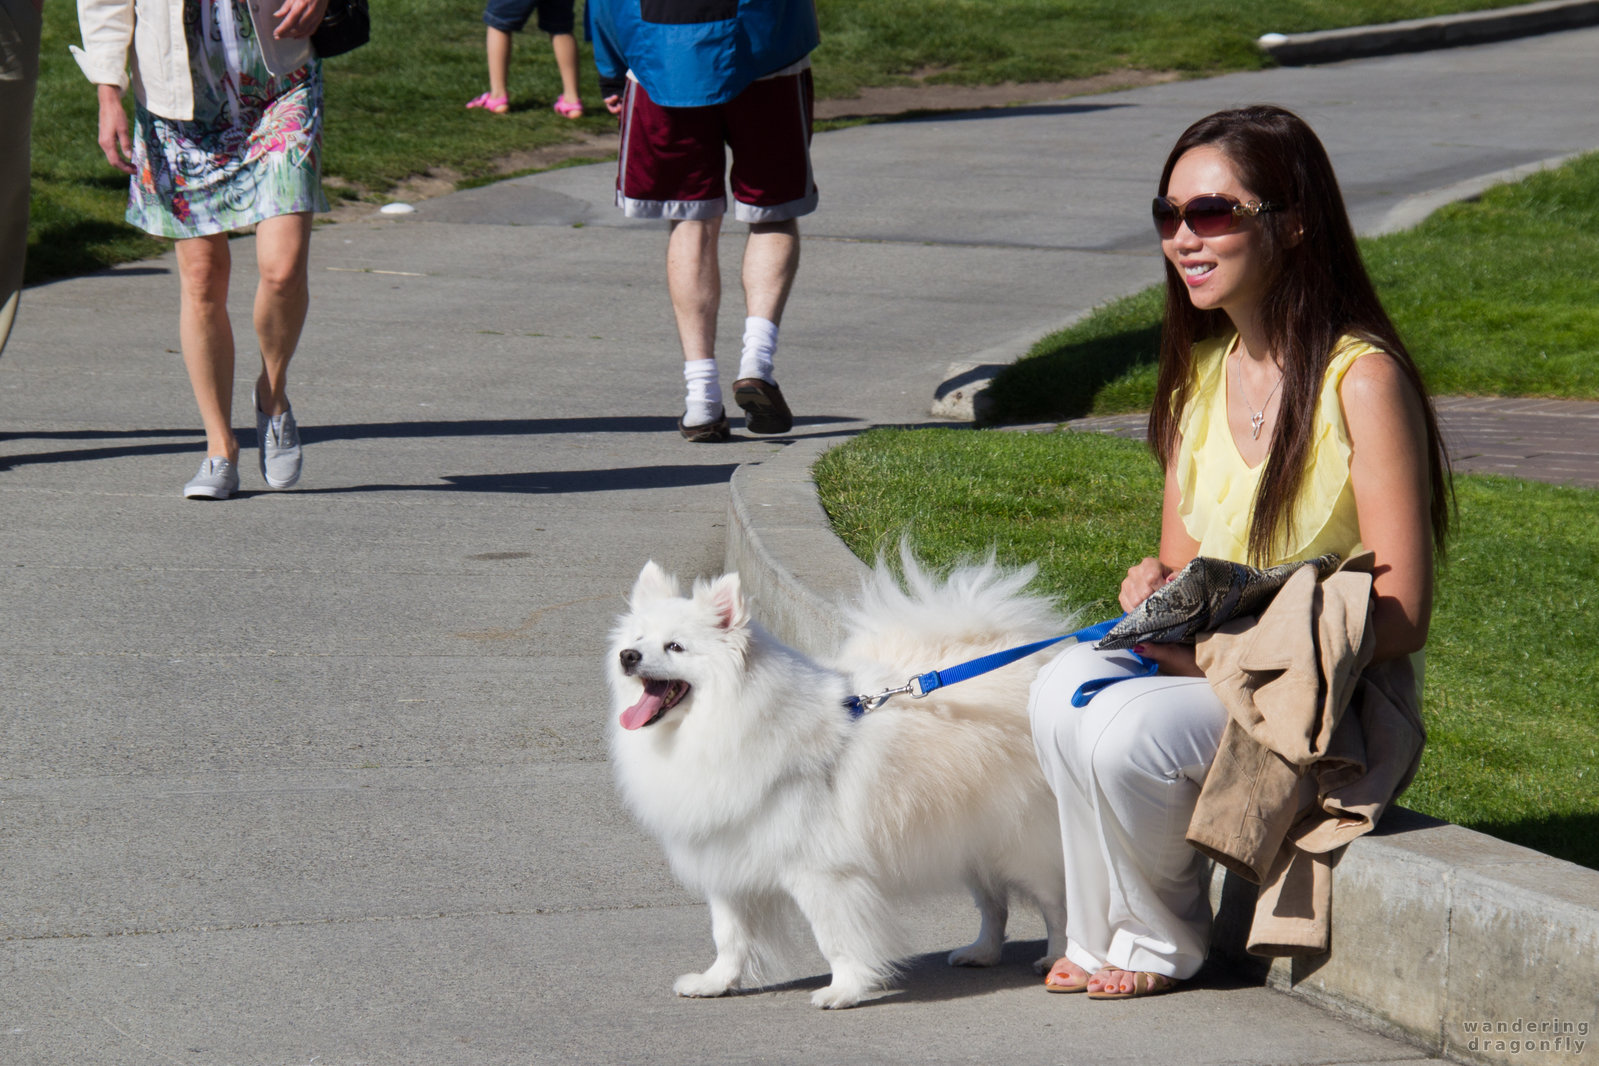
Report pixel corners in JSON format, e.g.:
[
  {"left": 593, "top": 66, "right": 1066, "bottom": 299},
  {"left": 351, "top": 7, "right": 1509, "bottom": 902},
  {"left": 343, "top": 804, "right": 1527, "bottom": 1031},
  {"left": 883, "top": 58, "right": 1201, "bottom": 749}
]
[{"left": 843, "top": 675, "right": 928, "bottom": 717}]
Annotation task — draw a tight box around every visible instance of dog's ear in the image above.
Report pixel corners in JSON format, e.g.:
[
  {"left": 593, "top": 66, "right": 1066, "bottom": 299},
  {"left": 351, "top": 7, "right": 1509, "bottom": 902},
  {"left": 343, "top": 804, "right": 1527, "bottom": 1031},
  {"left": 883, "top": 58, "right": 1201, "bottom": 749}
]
[
  {"left": 631, "top": 561, "right": 680, "bottom": 606},
  {"left": 701, "top": 572, "right": 749, "bottom": 632}
]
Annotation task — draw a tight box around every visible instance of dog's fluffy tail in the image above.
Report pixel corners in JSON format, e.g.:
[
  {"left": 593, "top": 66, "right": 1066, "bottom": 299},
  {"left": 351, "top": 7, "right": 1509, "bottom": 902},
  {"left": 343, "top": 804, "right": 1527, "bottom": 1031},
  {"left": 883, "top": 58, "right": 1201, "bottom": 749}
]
[{"left": 836, "top": 542, "right": 1075, "bottom": 683}]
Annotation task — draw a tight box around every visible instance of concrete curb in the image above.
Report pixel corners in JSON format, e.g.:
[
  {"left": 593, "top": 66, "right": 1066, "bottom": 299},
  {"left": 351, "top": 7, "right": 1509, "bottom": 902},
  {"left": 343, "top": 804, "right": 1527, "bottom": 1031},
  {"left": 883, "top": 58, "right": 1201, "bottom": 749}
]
[
  {"left": 1258, "top": 0, "right": 1599, "bottom": 65},
  {"left": 725, "top": 438, "right": 1599, "bottom": 1066},
  {"left": 724, "top": 434, "right": 872, "bottom": 659},
  {"left": 929, "top": 322, "right": 1085, "bottom": 423}
]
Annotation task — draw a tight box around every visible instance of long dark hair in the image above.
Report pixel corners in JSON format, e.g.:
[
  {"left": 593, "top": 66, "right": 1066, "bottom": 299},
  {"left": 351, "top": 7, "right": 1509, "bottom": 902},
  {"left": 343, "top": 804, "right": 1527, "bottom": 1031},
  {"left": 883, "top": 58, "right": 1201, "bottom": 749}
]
[{"left": 1147, "top": 105, "right": 1451, "bottom": 563}]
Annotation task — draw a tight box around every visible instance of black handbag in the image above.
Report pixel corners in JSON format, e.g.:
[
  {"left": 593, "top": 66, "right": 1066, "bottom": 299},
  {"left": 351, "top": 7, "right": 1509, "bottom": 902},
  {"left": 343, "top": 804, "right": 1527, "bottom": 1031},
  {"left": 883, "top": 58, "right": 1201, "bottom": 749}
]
[{"left": 312, "top": 0, "right": 370, "bottom": 58}]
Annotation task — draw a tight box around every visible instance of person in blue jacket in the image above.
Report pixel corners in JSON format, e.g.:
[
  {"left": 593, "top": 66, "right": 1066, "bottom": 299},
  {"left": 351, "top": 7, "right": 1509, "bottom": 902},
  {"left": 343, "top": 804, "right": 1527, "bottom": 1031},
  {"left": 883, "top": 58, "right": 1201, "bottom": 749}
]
[{"left": 591, "top": 0, "right": 820, "bottom": 441}]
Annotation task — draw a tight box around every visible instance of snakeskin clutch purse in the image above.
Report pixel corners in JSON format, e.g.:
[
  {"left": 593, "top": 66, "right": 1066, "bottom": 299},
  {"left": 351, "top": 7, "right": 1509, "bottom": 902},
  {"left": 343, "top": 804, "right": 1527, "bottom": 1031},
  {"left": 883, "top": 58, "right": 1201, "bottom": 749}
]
[{"left": 1096, "top": 552, "right": 1342, "bottom": 650}]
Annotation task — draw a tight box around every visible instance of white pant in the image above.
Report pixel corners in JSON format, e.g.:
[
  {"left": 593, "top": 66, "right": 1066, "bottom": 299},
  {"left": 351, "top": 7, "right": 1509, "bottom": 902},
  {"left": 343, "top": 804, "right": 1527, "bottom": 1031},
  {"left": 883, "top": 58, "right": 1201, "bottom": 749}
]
[{"left": 1028, "top": 641, "right": 1228, "bottom": 979}]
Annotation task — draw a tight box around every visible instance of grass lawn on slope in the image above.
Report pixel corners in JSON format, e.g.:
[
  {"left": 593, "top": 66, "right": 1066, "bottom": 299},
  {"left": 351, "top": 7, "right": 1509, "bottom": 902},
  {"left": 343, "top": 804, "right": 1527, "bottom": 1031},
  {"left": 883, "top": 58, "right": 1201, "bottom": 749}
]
[{"left": 30, "top": 0, "right": 1512, "bottom": 283}]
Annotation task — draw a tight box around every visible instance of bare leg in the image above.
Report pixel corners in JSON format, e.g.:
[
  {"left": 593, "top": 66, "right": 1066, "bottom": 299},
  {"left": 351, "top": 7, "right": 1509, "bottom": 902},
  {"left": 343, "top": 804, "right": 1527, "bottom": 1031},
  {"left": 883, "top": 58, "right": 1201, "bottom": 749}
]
[
  {"left": 550, "top": 32, "right": 580, "bottom": 104},
  {"left": 174, "top": 233, "right": 237, "bottom": 463},
  {"left": 730, "top": 220, "right": 799, "bottom": 432},
  {"left": 666, "top": 217, "right": 722, "bottom": 364},
  {"left": 741, "top": 219, "right": 799, "bottom": 324},
  {"left": 251, "top": 212, "right": 312, "bottom": 417},
  {"left": 486, "top": 27, "right": 512, "bottom": 101}
]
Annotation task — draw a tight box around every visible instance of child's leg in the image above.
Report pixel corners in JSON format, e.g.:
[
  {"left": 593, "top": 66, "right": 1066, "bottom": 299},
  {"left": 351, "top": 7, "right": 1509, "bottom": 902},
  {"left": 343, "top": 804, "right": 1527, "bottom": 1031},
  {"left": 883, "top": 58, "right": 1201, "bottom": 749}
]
[
  {"left": 550, "top": 32, "right": 580, "bottom": 104},
  {"left": 486, "top": 26, "right": 512, "bottom": 101}
]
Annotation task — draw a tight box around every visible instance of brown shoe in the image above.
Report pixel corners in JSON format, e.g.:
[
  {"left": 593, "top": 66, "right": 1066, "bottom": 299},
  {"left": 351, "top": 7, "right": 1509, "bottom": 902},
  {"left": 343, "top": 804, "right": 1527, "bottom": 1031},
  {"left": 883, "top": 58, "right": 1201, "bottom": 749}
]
[
  {"left": 678, "top": 409, "right": 730, "bottom": 443},
  {"left": 732, "top": 377, "right": 793, "bottom": 434}
]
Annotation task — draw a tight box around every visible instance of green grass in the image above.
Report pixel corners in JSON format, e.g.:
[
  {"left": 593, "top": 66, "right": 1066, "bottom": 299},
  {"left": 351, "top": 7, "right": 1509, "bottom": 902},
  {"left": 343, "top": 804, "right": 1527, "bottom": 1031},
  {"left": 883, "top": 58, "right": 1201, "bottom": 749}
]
[
  {"left": 814, "top": 429, "right": 1599, "bottom": 870},
  {"left": 1367, "top": 158, "right": 1599, "bottom": 397},
  {"left": 30, "top": 0, "right": 1514, "bottom": 283},
  {"left": 28, "top": 9, "right": 167, "bottom": 280},
  {"left": 809, "top": 0, "right": 1512, "bottom": 94},
  {"left": 816, "top": 428, "right": 1163, "bottom": 618},
  {"left": 983, "top": 151, "right": 1599, "bottom": 421}
]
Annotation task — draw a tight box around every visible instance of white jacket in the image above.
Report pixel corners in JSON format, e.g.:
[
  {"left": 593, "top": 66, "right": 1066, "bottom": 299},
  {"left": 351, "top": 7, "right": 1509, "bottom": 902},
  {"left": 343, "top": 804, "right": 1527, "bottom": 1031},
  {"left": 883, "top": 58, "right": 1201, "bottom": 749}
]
[{"left": 73, "top": 0, "right": 311, "bottom": 120}]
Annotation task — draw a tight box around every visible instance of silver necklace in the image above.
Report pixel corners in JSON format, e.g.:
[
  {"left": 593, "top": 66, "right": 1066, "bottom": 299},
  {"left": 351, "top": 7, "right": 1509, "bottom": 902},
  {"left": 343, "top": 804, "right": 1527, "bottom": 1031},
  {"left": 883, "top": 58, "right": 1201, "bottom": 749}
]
[{"left": 1234, "top": 349, "right": 1284, "bottom": 440}]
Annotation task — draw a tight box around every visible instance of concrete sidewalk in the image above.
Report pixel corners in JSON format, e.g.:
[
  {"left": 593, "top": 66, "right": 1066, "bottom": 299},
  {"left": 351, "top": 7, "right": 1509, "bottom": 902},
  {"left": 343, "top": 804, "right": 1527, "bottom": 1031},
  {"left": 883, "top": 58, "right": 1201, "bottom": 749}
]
[{"left": 5, "top": 21, "right": 1599, "bottom": 1066}]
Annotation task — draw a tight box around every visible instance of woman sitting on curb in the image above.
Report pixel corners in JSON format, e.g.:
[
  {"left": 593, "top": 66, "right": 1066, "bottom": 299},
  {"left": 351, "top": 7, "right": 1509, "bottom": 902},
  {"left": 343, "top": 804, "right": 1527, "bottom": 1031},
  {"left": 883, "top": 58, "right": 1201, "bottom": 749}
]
[{"left": 1028, "top": 104, "right": 1452, "bottom": 999}]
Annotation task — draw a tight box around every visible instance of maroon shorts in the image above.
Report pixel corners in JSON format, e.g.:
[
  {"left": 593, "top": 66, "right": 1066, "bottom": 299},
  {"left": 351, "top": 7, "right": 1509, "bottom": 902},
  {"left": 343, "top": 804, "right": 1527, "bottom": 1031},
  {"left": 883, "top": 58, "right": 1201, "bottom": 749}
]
[{"left": 616, "top": 69, "right": 817, "bottom": 222}]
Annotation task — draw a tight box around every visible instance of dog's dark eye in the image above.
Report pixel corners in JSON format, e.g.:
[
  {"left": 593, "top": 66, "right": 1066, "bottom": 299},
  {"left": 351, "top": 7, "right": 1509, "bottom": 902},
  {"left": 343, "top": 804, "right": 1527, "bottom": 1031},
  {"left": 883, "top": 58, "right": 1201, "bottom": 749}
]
[{"left": 665, "top": 641, "right": 684, "bottom": 653}]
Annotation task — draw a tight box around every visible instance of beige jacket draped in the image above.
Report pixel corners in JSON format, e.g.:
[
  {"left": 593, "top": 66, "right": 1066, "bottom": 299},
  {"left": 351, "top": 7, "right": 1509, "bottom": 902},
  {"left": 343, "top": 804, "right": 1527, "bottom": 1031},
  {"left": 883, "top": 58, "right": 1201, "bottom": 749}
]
[
  {"left": 73, "top": 0, "right": 311, "bottom": 120},
  {"left": 1189, "top": 553, "right": 1426, "bottom": 956}
]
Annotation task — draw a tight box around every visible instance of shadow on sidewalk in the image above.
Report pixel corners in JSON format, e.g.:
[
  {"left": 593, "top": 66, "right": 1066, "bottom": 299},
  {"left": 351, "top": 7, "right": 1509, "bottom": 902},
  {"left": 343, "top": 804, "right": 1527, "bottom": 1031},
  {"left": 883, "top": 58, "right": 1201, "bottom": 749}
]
[
  {"left": 0, "top": 416, "right": 863, "bottom": 472},
  {"left": 714, "top": 936, "right": 1258, "bottom": 1008},
  {"left": 299, "top": 463, "right": 745, "bottom": 495},
  {"left": 0, "top": 427, "right": 205, "bottom": 469},
  {"left": 892, "top": 101, "right": 1136, "bottom": 125}
]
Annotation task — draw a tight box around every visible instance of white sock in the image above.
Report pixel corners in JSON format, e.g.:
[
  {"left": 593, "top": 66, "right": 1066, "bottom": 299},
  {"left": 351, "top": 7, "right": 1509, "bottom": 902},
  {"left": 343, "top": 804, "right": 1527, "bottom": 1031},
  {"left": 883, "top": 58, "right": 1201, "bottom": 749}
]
[
  {"left": 683, "top": 359, "right": 722, "bottom": 425},
  {"left": 738, "top": 316, "right": 778, "bottom": 384}
]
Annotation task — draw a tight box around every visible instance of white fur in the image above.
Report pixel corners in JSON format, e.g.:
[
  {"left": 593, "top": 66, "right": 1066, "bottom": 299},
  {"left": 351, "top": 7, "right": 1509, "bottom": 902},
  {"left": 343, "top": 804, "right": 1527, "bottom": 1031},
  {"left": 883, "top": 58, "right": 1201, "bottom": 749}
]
[{"left": 606, "top": 549, "right": 1071, "bottom": 1008}]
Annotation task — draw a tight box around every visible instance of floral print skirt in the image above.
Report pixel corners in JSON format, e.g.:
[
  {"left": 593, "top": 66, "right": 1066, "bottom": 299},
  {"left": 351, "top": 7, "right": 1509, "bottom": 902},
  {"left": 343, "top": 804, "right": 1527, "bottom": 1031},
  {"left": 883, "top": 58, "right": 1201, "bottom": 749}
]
[{"left": 127, "top": 0, "right": 329, "bottom": 239}]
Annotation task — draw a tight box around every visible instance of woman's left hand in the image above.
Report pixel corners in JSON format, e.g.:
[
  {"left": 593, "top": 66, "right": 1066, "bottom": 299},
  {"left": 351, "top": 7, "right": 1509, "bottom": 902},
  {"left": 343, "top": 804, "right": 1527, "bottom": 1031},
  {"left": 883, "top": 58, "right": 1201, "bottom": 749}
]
[
  {"left": 272, "top": 0, "right": 330, "bottom": 39},
  {"left": 1132, "top": 641, "right": 1203, "bottom": 678}
]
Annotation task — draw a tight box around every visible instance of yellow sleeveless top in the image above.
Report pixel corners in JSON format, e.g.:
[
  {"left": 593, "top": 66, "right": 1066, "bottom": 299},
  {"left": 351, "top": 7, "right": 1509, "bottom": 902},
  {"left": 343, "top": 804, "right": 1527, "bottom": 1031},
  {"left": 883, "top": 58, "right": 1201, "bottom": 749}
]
[{"left": 1174, "top": 333, "right": 1376, "bottom": 567}]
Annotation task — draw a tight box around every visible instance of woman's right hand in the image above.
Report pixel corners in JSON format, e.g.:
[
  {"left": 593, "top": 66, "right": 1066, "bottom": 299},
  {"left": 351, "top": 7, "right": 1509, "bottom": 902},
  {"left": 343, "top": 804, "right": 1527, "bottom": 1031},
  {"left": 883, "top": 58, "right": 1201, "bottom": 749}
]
[
  {"left": 97, "top": 84, "right": 136, "bottom": 175},
  {"left": 1119, "top": 556, "right": 1173, "bottom": 613}
]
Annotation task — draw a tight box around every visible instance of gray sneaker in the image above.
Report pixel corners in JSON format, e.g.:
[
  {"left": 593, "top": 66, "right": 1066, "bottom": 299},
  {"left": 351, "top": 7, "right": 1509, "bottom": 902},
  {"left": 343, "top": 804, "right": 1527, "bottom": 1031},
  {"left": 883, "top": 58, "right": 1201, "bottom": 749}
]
[
  {"left": 183, "top": 456, "right": 239, "bottom": 500},
  {"left": 254, "top": 388, "right": 303, "bottom": 489}
]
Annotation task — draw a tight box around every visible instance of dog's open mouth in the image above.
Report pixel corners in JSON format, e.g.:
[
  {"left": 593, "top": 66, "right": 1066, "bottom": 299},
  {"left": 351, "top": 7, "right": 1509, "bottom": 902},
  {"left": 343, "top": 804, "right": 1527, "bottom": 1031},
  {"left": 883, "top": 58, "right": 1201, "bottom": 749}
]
[{"left": 620, "top": 678, "right": 691, "bottom": 730}]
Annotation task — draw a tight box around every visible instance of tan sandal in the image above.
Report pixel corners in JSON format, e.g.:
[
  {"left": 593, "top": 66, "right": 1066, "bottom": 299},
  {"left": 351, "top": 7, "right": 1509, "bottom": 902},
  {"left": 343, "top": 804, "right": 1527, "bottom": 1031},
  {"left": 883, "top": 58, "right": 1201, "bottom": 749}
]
[
  {"left": 1085, "top": 967, "right": 1179, "bottom": 1000},
  {"left": 1043, "top": 957, "right": 1091, "bottom": 994}
]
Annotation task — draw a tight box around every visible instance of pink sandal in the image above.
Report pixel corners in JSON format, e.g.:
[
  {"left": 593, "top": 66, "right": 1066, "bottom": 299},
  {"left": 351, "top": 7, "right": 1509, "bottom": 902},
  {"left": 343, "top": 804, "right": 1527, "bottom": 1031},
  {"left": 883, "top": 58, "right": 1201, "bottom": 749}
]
[
  {"left": 553, "top": 94, "right": 584, "bottom": 119},
  {"left": 466, "top": 92, "right": 509, "bottom": 114}
]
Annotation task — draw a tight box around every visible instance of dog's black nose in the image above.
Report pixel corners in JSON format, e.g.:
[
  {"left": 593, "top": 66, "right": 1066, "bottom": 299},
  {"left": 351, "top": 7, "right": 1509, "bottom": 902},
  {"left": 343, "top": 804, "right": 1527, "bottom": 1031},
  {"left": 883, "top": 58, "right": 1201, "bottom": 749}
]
[{"left": 619, "top": 648, "right": 641, "bottom": 671}]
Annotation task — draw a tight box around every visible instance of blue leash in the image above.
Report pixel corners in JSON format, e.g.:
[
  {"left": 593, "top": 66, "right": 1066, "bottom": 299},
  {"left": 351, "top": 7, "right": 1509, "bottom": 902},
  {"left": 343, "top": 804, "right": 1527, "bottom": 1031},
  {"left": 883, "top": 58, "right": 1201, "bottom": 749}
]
[{"left": 843, "top": 615, "right": 1158, "bottom": 718}]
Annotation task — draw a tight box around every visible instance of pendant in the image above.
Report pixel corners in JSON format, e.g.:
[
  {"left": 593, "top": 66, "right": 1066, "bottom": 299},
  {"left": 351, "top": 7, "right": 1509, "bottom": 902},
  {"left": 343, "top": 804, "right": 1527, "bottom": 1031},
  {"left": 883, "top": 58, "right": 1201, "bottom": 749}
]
[{"left": 1250, "top": 411, "right": 1265, "bottom": 439}]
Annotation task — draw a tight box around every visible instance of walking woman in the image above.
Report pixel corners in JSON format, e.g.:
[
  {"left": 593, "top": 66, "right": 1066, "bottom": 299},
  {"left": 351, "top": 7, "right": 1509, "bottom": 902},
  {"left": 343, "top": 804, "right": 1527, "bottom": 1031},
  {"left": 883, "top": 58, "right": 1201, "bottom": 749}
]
[
  {"left": 74, "top": 0, "right": 329, "bottom": 498},
  {"left": 1029, "top": 105, "right": 1451, "bottom": 999}
]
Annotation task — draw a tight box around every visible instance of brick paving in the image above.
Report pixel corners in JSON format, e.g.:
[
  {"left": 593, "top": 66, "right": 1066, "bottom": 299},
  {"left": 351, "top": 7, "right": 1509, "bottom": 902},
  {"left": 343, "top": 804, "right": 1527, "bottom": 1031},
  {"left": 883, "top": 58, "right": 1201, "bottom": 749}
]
[
  {"left": 1431, "top": 396, "right": 1599, "bottom": 488},
  {"left": 1062, "top": 397, "right": 1599, "bottom": 490}
]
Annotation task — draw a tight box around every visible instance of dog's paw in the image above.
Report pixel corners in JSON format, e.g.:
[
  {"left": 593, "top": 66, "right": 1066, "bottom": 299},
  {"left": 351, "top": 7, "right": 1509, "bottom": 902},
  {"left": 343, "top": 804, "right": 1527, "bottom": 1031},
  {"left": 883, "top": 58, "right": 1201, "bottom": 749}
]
[
  {"left": 809, "top": 983, "right": 866, "bottom": 1010},
  {"left": 1032, "top": 953, "right": 1062, "bottom": 976},
  {"left": 673, "top": 972, "right": 734, "bottom": 998},
  {"left": 810, "top": 961, "right": 879, "bottom": 1008},
  {"left": 948, "top": 941, "right": 1003, "bottom": 968}
]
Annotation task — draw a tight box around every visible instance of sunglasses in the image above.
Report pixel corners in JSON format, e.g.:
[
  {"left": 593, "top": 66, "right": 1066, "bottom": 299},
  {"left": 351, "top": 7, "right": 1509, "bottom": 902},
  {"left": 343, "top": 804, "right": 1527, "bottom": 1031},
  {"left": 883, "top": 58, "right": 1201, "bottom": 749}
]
[{"left": 1152, "top": 193, "right": 1283, "bottom": 239}]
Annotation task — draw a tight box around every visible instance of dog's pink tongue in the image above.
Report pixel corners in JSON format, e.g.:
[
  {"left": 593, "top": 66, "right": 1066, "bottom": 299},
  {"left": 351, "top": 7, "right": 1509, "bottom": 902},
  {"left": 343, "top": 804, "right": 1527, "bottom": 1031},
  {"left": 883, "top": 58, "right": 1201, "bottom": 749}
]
[{"left": 620, "top": 680, "right": 669, "bottom": 730}]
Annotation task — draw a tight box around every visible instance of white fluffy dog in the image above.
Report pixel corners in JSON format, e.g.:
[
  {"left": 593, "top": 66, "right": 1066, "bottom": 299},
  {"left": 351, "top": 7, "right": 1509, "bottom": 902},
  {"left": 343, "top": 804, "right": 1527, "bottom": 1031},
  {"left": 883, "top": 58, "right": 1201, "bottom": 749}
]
[{"left": 606, "top": 551, "right": 1071, "bottom": 1008}]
